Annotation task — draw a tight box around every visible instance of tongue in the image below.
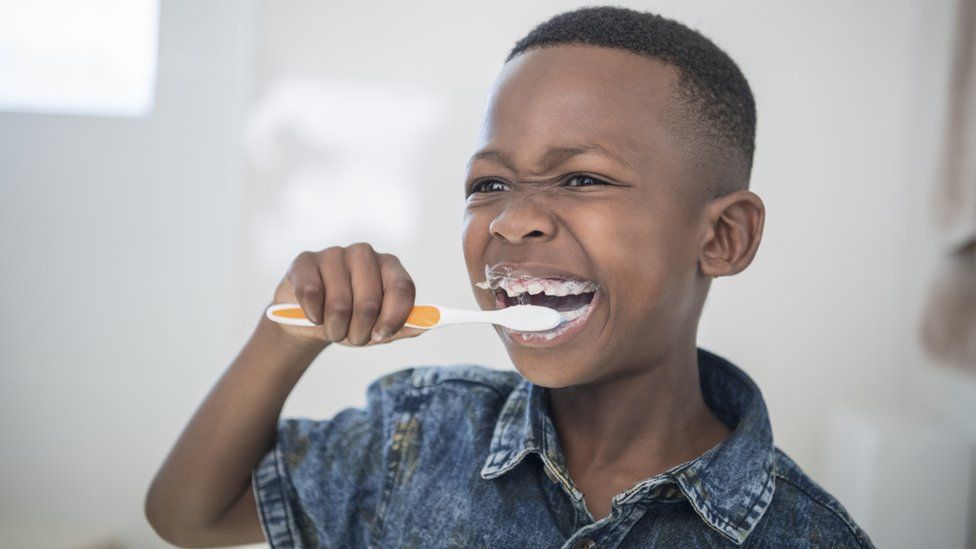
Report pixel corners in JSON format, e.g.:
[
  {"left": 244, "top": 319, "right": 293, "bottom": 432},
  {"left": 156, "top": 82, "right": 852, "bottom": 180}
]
[{"left": 526, "top": 292, "right": 594, "bottom": 311}]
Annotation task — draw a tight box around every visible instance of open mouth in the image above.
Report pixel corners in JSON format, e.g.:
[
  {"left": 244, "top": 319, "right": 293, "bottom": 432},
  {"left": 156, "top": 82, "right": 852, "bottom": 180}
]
[
  {"left": 476, "top": 266, "right": 601, "bottom": 344},
  {"left": 494, "top": 280, "right": 596, "bottom": 321}
]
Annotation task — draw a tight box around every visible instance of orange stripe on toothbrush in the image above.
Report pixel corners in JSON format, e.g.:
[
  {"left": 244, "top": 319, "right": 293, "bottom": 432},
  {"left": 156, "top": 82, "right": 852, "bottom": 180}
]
[
  {"left": 270, "top": 306, "right": 307, "bottom": 319},
  {"left": 406, "top": 305, "right": 440, "bottom": 328}
]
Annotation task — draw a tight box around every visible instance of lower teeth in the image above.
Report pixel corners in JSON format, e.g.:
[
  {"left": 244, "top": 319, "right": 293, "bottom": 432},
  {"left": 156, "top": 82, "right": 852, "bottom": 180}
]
[{"left": 558, "top": 304, "right": 588, "bottom": 323}]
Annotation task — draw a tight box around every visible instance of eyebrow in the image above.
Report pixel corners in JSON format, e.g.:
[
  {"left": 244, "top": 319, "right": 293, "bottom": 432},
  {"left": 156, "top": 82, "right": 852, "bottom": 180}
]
[{"left": 467, "top": 143, "right": 631, "bottom": 172}]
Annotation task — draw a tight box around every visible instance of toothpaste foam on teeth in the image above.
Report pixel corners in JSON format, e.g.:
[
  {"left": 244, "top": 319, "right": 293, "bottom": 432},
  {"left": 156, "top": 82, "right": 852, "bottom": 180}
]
[
  {"left": 558, "top": 305, "right": 588, "bottom": 322},
  {"left": 475, "top": 265, "right": 598, "bottom": 296}
]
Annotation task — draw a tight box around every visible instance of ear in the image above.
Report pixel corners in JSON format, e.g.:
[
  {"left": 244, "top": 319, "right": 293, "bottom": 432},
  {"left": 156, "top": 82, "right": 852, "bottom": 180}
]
[{"left": 699, "top": 190, "right": 765, "bottom": 277}]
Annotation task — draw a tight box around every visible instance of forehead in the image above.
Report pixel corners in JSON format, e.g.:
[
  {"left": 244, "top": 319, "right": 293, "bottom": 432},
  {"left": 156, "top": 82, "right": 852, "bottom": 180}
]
[{"left": 476, "top": 45, "right": 682, "bottom": 171}]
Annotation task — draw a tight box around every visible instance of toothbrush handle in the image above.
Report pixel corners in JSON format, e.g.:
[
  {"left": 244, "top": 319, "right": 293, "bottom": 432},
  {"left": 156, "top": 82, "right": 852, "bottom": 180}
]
[
  {"left": 267, "top": 302, "right": 495, "bottom": 331},
  {"left": 267, "top": 302, "right": 449, "bottom": 330},
  {"left": 403, "top": 305, "right": 440, "bottom": 329},
  {"left": 404, "top": 306, "right": 490, "bottom": 329},
  {"left": 404, "top": 305, "right": 477, "bottom": 329}
]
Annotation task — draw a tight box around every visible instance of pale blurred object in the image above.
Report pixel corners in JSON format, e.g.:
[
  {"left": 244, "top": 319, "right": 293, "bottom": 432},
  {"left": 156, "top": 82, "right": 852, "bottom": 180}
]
[
  {"left": 823, "top": 406, "right": 972, "bottom": 549},
  {"left": 923, "top": 0, "right": 976, "bottom": 371},
  {"left": 0, "top": 0, "right": 159, "bottom": 117},
  {"left": 922, "top": 247, "right": 976, "bottom": 366},
  {"left": 244, "top": 77, "right": 445, "bottom": 276}
]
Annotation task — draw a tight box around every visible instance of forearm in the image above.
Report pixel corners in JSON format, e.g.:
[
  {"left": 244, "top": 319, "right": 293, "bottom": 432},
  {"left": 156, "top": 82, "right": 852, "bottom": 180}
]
[{"left": 145, "top": 315, "right": 326, "bottom": 541}]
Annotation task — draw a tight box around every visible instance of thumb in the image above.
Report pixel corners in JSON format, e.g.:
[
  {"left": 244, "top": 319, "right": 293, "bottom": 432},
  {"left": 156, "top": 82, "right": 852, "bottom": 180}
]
[
  {"left": 339, "top": 325, "right": 426, "bottom": 347},
  {"left": 378, "top": 325, "right": 426, "bottom": 344}
]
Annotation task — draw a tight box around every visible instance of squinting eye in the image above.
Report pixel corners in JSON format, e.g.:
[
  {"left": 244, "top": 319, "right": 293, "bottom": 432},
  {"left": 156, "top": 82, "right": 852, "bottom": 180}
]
[
  {"left": 470, "top": 180, "right": 510, "bottom": 194},
  {"left": 565, "top": 175, "right": 608, "bottom": 187}
]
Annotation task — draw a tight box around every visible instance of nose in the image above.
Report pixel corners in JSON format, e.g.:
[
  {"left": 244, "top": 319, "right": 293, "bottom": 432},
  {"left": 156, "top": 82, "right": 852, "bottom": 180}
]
[{"left": 488, "top": 195, "right": 556, "bottom": 244}]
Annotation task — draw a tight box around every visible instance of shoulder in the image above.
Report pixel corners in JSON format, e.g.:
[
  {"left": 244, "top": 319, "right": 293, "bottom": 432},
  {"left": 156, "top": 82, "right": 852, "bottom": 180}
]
[
  {"left": 365, "top": 364, "right": 523, "bottom": 405},
  {"left": 751, "top": 448, "right": 875, "bottom": 548}
]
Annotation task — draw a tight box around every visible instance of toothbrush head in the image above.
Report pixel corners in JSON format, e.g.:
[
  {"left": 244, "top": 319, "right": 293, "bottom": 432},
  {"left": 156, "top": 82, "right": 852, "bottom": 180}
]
[{"left": 496, "top": 304, "right": 562, "bottom": 331}]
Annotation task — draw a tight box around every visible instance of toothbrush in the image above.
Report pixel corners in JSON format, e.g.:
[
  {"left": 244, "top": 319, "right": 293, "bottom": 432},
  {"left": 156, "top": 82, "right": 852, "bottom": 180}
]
[{"left": 265, "top": 303, "right": 562, "bottom": 332}]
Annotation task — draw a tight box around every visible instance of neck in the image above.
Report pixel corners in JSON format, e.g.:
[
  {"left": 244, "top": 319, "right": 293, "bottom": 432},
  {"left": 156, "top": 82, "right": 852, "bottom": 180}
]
[{"left": 547, "top": 343, "right": 730, "bottom": 480}]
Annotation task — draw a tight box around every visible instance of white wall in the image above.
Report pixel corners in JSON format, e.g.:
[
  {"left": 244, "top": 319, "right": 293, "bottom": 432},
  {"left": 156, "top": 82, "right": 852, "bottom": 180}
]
[
  {"left": 0, "top": 1, "right": 971, "bottom": 547},
  {"left": 0, "top": 0, "right": 255, "bottom": 546}
]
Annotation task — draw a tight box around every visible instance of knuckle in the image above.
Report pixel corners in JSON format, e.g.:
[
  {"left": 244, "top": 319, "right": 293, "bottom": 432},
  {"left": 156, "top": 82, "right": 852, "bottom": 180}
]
[
  {"left": 348, "top": 242, "right": 375, "bottom": 255},
  {"left": 356, "top": 301, "right": 381, "bottom": 319},
  {"left": 327, "top": 299, "right": 352, "bottom": 317},
  {"left": 392, "top": 277, "right": 415, "bottom": 295},
  {"left": 288, "top": 251, "right": 314, "bottom": 272},
  {"left": 380, "top": 252, "right": 402, "bottom": 266},
  {"left": 297, "top": 284, "right": 321, "bottom": 298},
  {"left": 322, "top": 246, "right": 343, "bottom": 259}
]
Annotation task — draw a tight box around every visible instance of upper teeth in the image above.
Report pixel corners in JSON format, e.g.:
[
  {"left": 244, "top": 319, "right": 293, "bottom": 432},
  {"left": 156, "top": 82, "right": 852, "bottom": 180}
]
[
  {"left": 474, "top": 265, "right": 599, "bottom": 297},
  {"left": 492, "top": 277, "right": 598, "bottom": 298}
]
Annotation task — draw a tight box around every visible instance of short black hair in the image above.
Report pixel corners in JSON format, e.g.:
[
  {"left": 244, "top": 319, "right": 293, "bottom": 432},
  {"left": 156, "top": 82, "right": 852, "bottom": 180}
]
[{"left": 507, "top": 6, "right": 756, "bottom": 193}]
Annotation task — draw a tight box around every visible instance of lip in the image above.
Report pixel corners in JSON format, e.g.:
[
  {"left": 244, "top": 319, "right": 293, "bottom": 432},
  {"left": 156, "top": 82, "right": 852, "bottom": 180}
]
[{"left": 499, "top": 287, "right": 602, "bottom": 348}]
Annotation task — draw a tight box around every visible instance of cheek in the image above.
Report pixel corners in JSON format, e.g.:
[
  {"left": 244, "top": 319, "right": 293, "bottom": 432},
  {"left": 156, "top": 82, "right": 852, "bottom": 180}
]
[
  {"left": 629, "top": 225, "right": 700, "bottom": 332},
  {"left": 461, "top": 208, "right": 495, "bottom": 306},
  {"left": 573, "top": 198, "right": 665, "bottom": 278},
  {"left": 575, "top": 199, "right": 692, "bottom": 324},
  {"left": 461, "top": 208, "right": 489, "bottom": 263}
]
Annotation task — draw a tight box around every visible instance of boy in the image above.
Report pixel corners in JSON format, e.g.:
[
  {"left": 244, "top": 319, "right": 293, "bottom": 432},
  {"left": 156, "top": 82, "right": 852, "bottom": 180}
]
[{"left": 146, "top": 6, "right": 875, "bottom": 548}]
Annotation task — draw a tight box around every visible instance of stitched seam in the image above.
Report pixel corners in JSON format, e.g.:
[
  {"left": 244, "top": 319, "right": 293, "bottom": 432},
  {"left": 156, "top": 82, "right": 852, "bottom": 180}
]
[
  {"left": 539, "top": 414, "right": 581, "bottom": 501},
  {"left": 372, "top": 384, "right": 431, "bottom": 545},
  {"left": 277, "top": 444, "right": 301, "bottom": 547},
  {"left": 675, "top": 477, "right": 745, "bottom": 545},
  {"left": 431, "top": 377, "right": 512, "bottom": 398},
  {"left": 602, "top": 503, "right": 646, "bottom": 547},
  {"left": 416, "top": 374, "right": 515, "bottom": 398},
  {"left": 683, "top": 464, "right": 774, "bottom": 541},
  {"left": 253, "top": 444, "right": 299, "bottom": 548},
  {"left": 369, "top": 383, "right": 403, "bottom": 546},
  {"left": 681, "top": 502, "right": 741, "bottom": 545},
  {"left": 734, "top": 466, "right": 775, "bottom": 531},
  {"left": 773, "top": 473, "right": 868, "bottom": 548},
  {"left": 253, "top": 469, "right": 284, "bottom": 547}
]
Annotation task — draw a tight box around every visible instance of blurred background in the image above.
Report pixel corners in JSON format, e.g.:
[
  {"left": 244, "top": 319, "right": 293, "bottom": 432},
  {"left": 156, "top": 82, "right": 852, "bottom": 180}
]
[{"left": 1, "top": 0, "right": 974, "bottom": 547}]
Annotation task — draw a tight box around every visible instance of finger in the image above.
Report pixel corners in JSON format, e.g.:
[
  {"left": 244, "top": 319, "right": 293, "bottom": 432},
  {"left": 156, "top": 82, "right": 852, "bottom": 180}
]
[
  {"left": 320, "top": 247, "right": 353, "bottom": 342},
  {"left": 371, "top": 253, "right": 416, "bottom": 343},
  {"left": 335, "top": 324, "right": 425, "bottom": 348},
  {"left": 344, "top": 243, "right": 383, "bottom": 346},
  {"left": 287, "top": 251, "right": 325, "bottom": 325},
  {"left": 381, "top": 325, "right": 426, "bottom": 343}
]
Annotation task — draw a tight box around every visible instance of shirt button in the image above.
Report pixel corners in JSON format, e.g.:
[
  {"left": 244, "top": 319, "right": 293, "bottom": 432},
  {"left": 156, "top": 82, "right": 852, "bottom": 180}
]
[{"left": 572, "top": 538, "right": 597, "bottom": 549}]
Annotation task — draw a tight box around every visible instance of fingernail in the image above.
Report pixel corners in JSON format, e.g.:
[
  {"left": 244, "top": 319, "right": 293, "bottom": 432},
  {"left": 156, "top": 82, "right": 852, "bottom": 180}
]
[{"left": 371, "top": 329, "right": 389, "bottom": 343}]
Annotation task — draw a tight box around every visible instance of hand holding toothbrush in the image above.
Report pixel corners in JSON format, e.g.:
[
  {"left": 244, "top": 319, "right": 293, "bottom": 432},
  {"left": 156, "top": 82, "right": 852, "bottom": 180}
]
[
  {"left": 264, "top": 244, "right": 561, "bottom": 350},
  {"left": 265, "top": 243, "right": 428, "bottom": 349}
]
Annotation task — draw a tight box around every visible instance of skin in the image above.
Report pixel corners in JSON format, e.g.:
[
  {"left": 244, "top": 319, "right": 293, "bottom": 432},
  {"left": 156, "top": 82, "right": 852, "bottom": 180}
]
[
  {"left": 462, "top": 45, "right": 765, "bottom": 520},
  {"left": 144, "top": 44, "right": 764, "bottom": 544},
  {"left": 145, "top": 246, "right": 423, "bottom": 546}
]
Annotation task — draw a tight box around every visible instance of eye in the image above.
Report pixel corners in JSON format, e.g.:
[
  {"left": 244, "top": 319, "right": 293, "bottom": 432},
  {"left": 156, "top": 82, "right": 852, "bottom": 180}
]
[
  {"left": 469, "top": 179, "right": 510, "bottom": 194},
  {"left": 565, "top": 175, "right": 609, "bottom": 187}
]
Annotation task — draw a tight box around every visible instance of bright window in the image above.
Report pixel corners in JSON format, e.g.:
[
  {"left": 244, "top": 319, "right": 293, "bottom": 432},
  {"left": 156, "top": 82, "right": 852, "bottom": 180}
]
[{"left": 0, "top": 0, "right": 159, "bottom": 117}]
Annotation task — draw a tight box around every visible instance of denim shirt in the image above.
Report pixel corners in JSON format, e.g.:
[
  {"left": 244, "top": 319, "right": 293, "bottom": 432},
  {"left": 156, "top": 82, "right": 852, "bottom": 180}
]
[{"left": 252, "top": 348, "right": 875, "bottom": 548}]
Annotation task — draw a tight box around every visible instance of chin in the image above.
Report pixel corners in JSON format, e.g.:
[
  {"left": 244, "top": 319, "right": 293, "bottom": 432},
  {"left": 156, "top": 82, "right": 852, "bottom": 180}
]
[{"left": 505, "top": 348, "right": 593, "bottom": 388}]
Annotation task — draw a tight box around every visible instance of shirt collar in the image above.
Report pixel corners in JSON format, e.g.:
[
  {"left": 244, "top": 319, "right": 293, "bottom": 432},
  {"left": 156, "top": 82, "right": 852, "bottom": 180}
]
[{"left": 479, "top": 348, "right": 776, "bottom": 545}]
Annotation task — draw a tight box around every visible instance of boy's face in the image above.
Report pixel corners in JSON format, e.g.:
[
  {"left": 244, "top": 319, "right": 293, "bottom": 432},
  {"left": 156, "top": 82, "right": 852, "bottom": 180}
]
[{"left": 463, "top": 45, "right": 709, "bottom": 388}]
